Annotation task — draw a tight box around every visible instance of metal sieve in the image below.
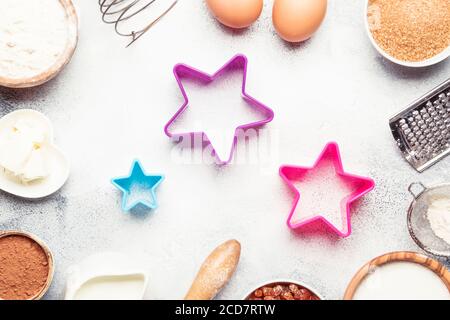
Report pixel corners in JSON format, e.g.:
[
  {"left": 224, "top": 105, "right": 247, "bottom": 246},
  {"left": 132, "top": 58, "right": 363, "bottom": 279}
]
[{"left": 407, "top": 182, "right": 450, "bottom": 258}]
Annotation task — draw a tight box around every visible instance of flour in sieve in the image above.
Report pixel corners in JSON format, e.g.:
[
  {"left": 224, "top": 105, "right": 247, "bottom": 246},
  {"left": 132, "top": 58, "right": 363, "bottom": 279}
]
[
  {"left": 427, "top": 197, "right": 450, "bottom": 246},
  {"left": 0, "top": 0, "right": 69, "bottom": 79}
]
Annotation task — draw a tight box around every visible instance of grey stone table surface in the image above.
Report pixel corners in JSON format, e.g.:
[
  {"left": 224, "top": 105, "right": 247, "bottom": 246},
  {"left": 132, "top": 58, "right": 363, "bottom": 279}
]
[{"left": 1, "top": 1, "right": 449, "bottom": 300}]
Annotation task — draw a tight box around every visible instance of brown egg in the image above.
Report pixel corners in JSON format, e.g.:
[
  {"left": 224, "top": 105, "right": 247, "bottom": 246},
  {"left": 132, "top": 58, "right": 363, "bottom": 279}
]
[
  {"left": 206, "top": 0, "right": 263, "bottom": 29},
  {"left": 273, "top": 0, "right": 327, "bottom": 42}
]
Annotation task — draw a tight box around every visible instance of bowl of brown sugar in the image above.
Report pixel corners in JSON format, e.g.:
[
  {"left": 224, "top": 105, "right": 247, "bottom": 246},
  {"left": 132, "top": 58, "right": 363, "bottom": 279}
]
[
  {"left": 365, "top": 0, "right": 450, "bottom": 67},
  {"left": 0, "top": 231, "right": 54, "bottom": 300}
]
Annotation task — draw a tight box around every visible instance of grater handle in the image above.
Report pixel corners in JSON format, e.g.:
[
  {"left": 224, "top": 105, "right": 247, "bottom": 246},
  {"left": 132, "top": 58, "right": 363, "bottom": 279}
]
[{"left": 408, "top": 182, "right": 427, "bottom": 199}]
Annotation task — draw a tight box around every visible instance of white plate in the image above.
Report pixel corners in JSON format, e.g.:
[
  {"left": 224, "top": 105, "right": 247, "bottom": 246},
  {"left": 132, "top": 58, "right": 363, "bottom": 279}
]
[
  {"left": 0, "top": 109, "right": 70, "bottom": 199},
  {"left": 364, "top": 0, "right": 450, "bottom": 68}
]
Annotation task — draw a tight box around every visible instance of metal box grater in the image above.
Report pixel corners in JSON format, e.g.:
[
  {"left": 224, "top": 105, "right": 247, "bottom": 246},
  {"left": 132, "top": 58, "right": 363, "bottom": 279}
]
[{"left": 389, "top": 78, "right": 450, "bottom": 172}]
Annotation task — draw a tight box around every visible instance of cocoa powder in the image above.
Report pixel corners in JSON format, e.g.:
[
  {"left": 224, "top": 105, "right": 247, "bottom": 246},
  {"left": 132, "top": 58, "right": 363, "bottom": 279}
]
[{"left": 0, "top": 235, "right": 50, "bottom": 300}]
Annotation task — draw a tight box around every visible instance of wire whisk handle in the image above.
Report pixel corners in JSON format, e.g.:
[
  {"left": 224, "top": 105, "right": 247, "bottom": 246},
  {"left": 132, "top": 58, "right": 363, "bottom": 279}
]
[{"left": 99, "top": 0, "right": 178, "bottom": 47}]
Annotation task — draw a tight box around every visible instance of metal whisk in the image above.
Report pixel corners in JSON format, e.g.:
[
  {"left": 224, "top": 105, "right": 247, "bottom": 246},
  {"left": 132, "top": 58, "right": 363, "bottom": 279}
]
[{"left": 99, "top": 0, "right": 178, "bottom": 47}]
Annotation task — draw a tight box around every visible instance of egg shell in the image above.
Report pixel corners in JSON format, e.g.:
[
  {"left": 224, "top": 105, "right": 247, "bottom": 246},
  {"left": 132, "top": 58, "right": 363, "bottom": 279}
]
[
  {"left": 206, "top": 0, "right": 263, "bottom": 29},
  {"left": 273, "top": 0, "right": 327, "bottom": 43}
]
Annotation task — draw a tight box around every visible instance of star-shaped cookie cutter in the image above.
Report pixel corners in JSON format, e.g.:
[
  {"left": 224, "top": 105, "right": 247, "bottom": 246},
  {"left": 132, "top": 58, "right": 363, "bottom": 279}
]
[
  {"left": 279, "top": 142, "right": 375, "bottom": 237},
  {"left": 164, "top": 54, "right": 274, "bottom": 165},
  {"left": 111, "top": 159, "right": 164, "bottom": 212}
]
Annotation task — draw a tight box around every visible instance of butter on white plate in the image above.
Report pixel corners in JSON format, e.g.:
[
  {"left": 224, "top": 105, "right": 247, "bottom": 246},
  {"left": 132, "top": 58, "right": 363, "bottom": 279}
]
[
  {"left": 0, "top": 118, "right": 49, "bottom": 182},
  {"left": 0, "top": 109, "right": 69, "bottom": 198}
]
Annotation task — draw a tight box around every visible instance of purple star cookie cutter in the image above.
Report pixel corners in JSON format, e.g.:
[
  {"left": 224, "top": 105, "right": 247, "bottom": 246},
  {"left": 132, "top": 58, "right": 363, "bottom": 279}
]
[{"left": 164, "top": 54, "right": 274, "bottom": 165}]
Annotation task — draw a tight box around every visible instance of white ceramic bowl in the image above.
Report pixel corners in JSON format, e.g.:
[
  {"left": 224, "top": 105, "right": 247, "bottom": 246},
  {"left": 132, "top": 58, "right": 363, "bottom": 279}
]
[
  {"left": 0, "top": 109, "right": 70, "bottom": 199},
  {"left": 242, "top": 278, "right": 324, "bottom": 300},
  {"left": 364, "top": 0, "right": 450, "bottom": 68}
]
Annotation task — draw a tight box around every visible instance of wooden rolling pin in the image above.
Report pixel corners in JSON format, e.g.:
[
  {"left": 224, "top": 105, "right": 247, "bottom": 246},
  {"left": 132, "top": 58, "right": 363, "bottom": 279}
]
[{"left": 185, "top": 239, "right": 241, "bottom": 300}]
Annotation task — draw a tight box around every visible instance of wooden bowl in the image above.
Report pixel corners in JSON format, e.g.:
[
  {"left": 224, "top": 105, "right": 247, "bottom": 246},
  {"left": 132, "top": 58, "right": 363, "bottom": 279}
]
[
  {"left": 344, "top": 251, "right": 450, "bottom": 300},
  {"left": 0, "top": 0, "right": 78, "bottom": 88},
  {"left": 0, "top": 230, "right": 55, "bottom": 300}
]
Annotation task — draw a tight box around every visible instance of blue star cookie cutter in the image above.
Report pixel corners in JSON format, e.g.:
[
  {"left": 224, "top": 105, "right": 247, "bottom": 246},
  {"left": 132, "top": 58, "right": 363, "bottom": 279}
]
[{"left": 111, "top": 160, "right": 164, "bottom": 212}]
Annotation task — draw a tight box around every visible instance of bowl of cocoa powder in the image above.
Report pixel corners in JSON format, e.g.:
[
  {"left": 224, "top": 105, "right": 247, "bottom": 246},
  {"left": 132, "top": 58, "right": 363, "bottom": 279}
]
[
  {"left": 0, "top": 231, "right": 54, "bottom": 300},
  {"left": 244, "top": 279, "right": 323, "bottom": 300},
  {"left": 365, "top": 0, "right": 450, "bottom": 67}
]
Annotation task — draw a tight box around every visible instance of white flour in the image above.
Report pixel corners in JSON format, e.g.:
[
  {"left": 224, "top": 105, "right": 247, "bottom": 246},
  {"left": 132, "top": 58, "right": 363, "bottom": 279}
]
[
  {"left": 427, "top": 197, "right": 450, "bottom": 246},
  {"left": 292, "top": 156, "right": 355, "bottom": 233},
  {"left": 0, "top": 0, "right": 69, "bottom": 79}
]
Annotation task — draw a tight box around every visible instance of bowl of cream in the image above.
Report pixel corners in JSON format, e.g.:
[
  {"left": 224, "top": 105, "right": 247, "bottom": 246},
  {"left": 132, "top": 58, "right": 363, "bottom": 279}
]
[
  {"left": 344, "top": 251, "right": 450, "bottom": 300},
  {"left": 64, "top": 252, "right": 149, "bottom": 300}
]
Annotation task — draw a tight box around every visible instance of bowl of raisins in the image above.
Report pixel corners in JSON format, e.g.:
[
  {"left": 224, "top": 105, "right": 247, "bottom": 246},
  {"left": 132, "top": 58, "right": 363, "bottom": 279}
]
[{"left": 244, "top": 279, "right": 323, "bottom": 300}]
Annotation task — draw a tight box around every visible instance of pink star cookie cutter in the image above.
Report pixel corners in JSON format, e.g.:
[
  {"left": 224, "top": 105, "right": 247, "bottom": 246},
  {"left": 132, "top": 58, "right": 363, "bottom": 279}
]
[
  {"left": 164, "top": 54, "right": 274, "bottom": 165},
  {"left": 279, "top": 142, "right": 375, "bottom": 238}
]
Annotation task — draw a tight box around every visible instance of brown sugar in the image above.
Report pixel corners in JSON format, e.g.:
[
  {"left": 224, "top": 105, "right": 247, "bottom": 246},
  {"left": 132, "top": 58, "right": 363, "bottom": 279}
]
[
  {"left": 0, "top": 235, "right": 50, "bottom": 300},
  {"left": 368, "top": 0, "right": 450, "bottom": 62}
]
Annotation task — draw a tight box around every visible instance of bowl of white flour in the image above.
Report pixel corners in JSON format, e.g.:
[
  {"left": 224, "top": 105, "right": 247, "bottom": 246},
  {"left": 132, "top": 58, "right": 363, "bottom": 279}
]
[{"left": 0, "top": 0, "right": 78, "bottom": 88}]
